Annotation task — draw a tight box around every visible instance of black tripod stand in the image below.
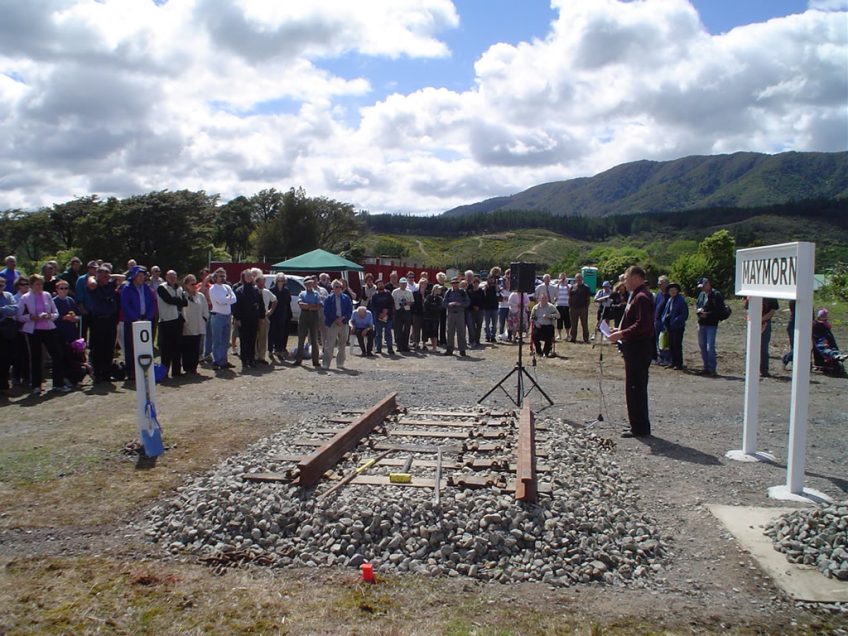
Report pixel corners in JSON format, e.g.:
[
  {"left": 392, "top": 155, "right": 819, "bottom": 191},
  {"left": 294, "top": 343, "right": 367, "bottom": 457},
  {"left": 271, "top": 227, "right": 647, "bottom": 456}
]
[{"left": 478, "top": 294, "right": 553, "bottom": 407}]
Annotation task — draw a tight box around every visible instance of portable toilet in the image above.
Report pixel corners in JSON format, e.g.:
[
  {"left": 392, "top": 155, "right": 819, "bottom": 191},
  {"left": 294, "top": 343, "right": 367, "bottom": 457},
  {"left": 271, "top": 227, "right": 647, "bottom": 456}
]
[{"left": 581, "top": 266, "right": 598, "bottom": 293}]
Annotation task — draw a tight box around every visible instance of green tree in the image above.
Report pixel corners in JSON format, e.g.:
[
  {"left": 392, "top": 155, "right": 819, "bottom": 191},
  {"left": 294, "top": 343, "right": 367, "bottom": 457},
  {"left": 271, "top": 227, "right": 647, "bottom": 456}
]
[
  {"left": 589, "top": 246, "right": 653, "bottom": 283},
  {"left": 669, "top": 252, "right": 711, "bottom": 296},
  {"left": 249, "top": 188, "right": 284, "bottom": 225},
  {"left": 373, "top": 236, "right": 408, "bottom": 258},
  {"left": 254, "top": 187, "right": 319, "bottom": 261},
  {"left": 2, "top": 210, "right": 60, "bottom": 268},
  {"left": 50, "top": 195, "right": 100, "bottom": 249},
  {"left": 697, "top": 229, "right": 736, "bottom": 292},
  {"left": 214, "top": 196, "right": 254, "bottom": 261},
  {"left": 75, "top": 190, "right": 217, "bottom": 274},
  {"left": 821, "top": 262, "right": 848, "bottom": 302},
  {"left": 312, "top": 197, "right": 362, "bottom": 253}
]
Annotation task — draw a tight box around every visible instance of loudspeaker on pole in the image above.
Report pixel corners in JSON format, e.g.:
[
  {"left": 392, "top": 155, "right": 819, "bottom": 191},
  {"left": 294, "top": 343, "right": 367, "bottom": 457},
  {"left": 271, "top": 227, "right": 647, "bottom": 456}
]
[{"left": 510, "top": 262, "right": 536, "bottom": 293}]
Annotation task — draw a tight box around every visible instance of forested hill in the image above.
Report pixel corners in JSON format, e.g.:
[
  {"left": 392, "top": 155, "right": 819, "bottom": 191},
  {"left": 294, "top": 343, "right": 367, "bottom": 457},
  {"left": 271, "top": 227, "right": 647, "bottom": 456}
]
[{"left": 442, "top": 151, "right": 848, "bottom": 218}]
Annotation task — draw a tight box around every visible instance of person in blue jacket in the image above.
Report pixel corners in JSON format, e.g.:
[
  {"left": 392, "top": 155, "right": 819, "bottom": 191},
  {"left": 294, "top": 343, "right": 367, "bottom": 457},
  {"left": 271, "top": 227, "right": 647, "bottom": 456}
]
[
  {"left": 120, "top": 265, "right": 157, "bottom": 380},
  {"left": 662, "top": 282, "right": 689, "bottom": 370},
  {"left": 322, "top": 279, "right": 354, "bottom": 369}
]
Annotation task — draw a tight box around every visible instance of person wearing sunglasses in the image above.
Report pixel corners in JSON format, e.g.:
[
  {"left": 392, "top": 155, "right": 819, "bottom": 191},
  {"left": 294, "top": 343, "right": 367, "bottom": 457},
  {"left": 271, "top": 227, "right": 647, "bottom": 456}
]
[{"left": 53, "top": 280, "right": 81, "bottom": 344}]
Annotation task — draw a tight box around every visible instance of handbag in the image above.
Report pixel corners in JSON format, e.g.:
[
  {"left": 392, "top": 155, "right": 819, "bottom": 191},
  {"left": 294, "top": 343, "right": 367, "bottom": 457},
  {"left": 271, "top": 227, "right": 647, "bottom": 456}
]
[{"left": 658, "top": 330, "right": 669, "bottom": 350}]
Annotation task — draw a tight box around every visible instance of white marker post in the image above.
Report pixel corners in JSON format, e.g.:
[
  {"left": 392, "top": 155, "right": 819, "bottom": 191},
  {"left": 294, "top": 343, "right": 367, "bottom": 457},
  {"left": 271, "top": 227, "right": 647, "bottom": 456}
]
[
  {"left": 727, "top": 242, "right": 830, "bottom": 503},
  {"left": 132, "top": 321, "right": 156, "bottom": 444}
]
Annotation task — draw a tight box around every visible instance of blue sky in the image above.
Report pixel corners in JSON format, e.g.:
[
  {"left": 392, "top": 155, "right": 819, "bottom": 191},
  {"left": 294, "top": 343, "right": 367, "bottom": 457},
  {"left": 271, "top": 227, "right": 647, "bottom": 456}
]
[
  {"left": 317, "top": 0, "right": 812, "bottom": 121},
  {"left": 0, "top": 0, "right": 844, "bottom": 213}
]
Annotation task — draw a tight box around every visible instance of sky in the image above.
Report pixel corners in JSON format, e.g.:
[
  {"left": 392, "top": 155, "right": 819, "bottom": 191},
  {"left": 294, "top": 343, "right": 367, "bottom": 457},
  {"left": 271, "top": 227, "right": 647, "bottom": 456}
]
[{"left": 0, "top": 0, "right": 846, "bottom": 215}]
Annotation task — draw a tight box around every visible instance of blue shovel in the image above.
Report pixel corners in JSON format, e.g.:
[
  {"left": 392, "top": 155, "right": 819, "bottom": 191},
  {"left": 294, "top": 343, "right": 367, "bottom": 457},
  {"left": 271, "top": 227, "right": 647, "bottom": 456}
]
[{"left": 137, "top": 353, "right": 164, "bottom": 457}]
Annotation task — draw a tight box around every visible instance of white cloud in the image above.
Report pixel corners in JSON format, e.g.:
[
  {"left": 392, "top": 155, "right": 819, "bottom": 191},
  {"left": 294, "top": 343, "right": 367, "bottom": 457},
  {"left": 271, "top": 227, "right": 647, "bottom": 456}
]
[
  {"left": 808, "top": 0, "right": 848, "bottom": 10},
  {"left": 0, "top": 0, "right": 845, "bottom": 215}
]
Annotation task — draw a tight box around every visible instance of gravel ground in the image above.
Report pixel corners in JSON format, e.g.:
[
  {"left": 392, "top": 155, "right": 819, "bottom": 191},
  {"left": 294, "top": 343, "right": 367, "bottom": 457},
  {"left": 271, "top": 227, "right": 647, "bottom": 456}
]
[
  {"left": 146, "top": 410, "right": 669, "bottom": 586},
  {"left": 3, "top": 308, "right": 848, "bottom": 631}
]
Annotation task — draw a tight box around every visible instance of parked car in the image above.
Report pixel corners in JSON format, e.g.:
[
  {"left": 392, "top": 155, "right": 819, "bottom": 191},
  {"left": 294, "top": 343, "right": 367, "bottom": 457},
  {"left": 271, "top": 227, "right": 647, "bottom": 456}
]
[{"left": 263, "top": 274, "right": 307, "bottom": 324}]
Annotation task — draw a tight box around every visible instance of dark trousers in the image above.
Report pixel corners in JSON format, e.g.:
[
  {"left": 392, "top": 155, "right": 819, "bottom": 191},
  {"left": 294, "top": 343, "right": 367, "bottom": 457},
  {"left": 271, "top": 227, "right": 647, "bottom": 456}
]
[
  {"left": 394, "top": 310, "right": 411, "bottom": 350},
  {"left": 353, "top": 328, "right": 374, "bottom": 355},
  {"left": 268, "top": 317, "right": 289, "bottom": 354},
  {"left": 760, "top": 321, "right": 772, "bottom": 375},
  {"left": 439, "top": 309, "right": 447, "bottom": 345},
  {"left": 158, "top": 319, "right": 183, "bottom": 376},
  {"left": 668, "top": 329, "right": 685, "bottom": 369},
  {"left": 296, "top": 310, "right": 320, "bottom": 364},
  {"left": 181, "top": 334, "right": 201, "bottom": 373},
  {"left": 569, "top": 306, "right": 590, "bottom": 342},
  {"left": 12, "top": 332, "right": 29, "bottom": 384},
  {"left": 556, "top": 306, "right": 571, "bottom": 331},
  {"left": 25, "top": 329, "right": 64, "bottom": 388},
  {"left": 90, "top": 315, "right": 117, "bottom": 381},
  {"left": 533, "top": 324, "right": 554, "bottom": 355},
  {"left": 238, "top": 317, "right": 258, "bottom": 366},
  {"left": 622, "top": 339, "right": 653, "bottom": 436},
  {"left": 1, "top": 335, "right": 14, "bottom": 390},
  {"left": 80, "top": 313, "right": 90, "bottom": 344},
  {"left": 123, "top": 321, "right": 137, "bottom": 379},
  {"left": 468, "top": 309, "right": 483, "bottom": 345}
]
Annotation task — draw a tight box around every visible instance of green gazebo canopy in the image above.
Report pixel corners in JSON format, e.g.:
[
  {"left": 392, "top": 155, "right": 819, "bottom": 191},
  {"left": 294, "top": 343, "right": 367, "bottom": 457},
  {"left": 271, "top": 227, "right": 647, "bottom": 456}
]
[{"left": 271, "top": 248, "right": 363, "bottom": 272}]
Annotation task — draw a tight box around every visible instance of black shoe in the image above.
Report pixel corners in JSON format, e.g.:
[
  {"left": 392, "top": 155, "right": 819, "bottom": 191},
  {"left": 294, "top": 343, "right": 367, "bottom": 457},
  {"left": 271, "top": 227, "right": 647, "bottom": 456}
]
[
  {"left": 225, "top": 362, "right": 236, "bottom": 369},
  {"left": 621, "top": 431, "right": 650, "bottom": 438},
  {"left": 293, "top": 359, "right": 302, "bottom": 366},
  {"left": 443, "top": 350, "right": 453, "bottom": 356},
  {"left": 387, "top": 348, "right": 395, "bottom": 355},
  {"left": 459, "top": 351, "right": 466, "bottom": 357}
]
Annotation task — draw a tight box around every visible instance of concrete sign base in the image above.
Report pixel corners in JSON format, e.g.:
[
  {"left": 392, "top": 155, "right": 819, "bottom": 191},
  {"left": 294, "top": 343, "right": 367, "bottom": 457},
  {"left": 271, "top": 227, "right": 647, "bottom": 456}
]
[
  {"left": 725, "top": 449, "right": 776, "bottom": 463},
  {"left": 767, "top": 484, "right": 833, "bottom": 504},
  {"left": 709, "top": 504, "right": 848, "bottom": 603}
]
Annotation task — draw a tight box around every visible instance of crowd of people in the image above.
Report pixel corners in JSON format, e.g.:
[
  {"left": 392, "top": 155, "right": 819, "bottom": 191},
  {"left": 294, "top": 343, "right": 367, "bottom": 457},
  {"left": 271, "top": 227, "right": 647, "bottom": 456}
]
[{"left": 1, "top": 252, "right": 844, "bottom": 400}]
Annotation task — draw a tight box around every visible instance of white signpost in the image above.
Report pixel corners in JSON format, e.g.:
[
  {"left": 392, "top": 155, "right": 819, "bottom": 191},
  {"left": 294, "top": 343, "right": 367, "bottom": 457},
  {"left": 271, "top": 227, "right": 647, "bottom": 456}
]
[
  {"left": 132, "top": 321, "right": 164, "bottom": 457},
  {"left": 727, "top": 242, "right": 830, "bottom": 503}
]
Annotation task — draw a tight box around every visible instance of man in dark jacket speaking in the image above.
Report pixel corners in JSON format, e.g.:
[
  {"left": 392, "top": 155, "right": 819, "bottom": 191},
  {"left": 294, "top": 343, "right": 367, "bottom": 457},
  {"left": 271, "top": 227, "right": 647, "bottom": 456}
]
[{"left": 607, "top": 266, "right": 655, "bottom": 438}]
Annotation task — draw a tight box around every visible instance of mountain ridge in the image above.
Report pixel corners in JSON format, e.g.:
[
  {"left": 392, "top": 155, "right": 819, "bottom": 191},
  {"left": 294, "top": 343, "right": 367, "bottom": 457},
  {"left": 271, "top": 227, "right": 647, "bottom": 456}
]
[{"left": 441, "top": 151, "right": 848, "bottom": 218}]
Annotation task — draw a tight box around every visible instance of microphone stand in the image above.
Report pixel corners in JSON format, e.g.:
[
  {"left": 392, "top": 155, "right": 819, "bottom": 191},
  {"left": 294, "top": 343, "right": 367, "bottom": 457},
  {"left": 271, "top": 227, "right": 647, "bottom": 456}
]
[{"left": 478, "top": 293, "right": 553, "bottom": 407}]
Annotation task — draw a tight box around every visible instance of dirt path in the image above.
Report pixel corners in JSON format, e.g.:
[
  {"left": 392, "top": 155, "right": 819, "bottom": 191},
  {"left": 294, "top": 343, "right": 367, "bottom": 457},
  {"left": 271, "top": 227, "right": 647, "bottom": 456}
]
[
  {"left": 517, "top": 237, "right": 552, "bottom": 258},
  {"left": 1, "top": 305, "right": 846, "bottom": 634},
  {"left": 415, "top": 239, "right": 428, "bottom": 258}
]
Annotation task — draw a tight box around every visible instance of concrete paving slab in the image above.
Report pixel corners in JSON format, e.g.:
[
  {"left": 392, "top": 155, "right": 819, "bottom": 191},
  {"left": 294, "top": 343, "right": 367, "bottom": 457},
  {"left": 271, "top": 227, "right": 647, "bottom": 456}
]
[{"left": 708, "top": 504, "right": 848, "bottom": 603}]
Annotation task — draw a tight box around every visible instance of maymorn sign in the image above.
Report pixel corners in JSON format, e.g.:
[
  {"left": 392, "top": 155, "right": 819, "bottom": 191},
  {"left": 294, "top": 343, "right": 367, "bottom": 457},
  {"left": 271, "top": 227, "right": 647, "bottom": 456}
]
[
  {"left": 736, "top": 242, "right": 809, "bottom": 300},
  {"left": 729, "top": 241, "right": 828, "bottom": 504}
]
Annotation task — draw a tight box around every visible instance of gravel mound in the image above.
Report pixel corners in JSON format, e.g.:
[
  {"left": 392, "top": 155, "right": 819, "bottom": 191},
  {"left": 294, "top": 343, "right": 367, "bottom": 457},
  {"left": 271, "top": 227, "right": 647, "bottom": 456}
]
[
  {"left": 146, "top": 411, "right": 669, "bottom": 586},
  {"left": 765, "top": 501, "right": 848, "bottom": 581}
]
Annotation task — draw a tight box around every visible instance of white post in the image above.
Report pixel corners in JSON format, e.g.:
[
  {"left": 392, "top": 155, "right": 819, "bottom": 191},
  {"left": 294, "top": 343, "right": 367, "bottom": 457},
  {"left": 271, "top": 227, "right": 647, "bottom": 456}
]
[
  {"left": 132, "top": 321, "right": 156, "bottom": 443},
  {"left": 742, "top": 296, "right": 762, "bottom": 453},
  {"left": 786, "top": 245, "right": 814, "bottom": 494},
  {"left": 767, "top": 242, "right": 829, "bottom": 503}
]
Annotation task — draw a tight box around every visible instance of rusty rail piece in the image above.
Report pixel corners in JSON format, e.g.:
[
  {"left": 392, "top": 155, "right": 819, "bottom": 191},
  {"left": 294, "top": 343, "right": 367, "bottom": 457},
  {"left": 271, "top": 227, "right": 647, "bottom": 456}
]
[
  {"left": 296, "top": 392, "right": 398, "bottom": 488},
  {"left": 515, "top": 401, "right": 538, "bottom": 504}
]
